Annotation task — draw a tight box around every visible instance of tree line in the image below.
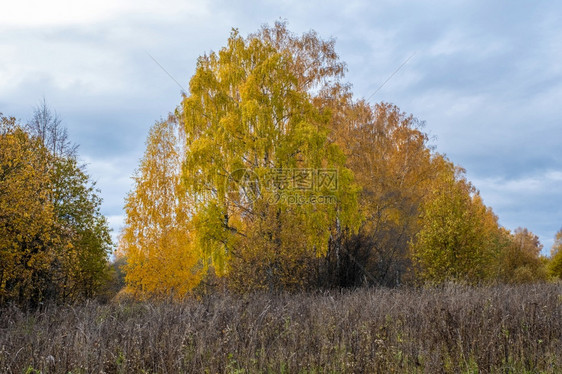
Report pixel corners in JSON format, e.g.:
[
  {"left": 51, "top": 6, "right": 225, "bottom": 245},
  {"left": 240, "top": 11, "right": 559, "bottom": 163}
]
[
  {"left": 117, "top": 22, "right": 562, "bottom": 299},
  {"left": 2, "top": 23, "right": 562, "bottom": 306}
]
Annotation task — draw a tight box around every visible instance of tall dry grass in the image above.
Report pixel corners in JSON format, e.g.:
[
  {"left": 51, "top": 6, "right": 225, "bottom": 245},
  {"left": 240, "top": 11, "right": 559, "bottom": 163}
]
[{"left": 1, "top": 283, "right": 560, "bottom": 373}]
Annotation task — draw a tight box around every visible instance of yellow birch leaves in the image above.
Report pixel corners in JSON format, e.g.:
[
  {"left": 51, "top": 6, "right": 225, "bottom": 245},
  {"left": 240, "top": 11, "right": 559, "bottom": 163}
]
[{"left": 119, "top": 119, "right": 201, "bottom": 299}]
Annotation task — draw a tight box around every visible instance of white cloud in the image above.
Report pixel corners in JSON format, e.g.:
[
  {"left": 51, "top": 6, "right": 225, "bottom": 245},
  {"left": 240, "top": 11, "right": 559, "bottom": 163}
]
[
  {"left": 546, "top": 171, "right": 562, "bottom": 181},
  {"left": 471, "top": 170, "right": 562, "bottom": 252},
  {"left": 106, "top": 214, "right": 125, "bottom": 244},
  {"left": 0, "top": 39, "right": 126, "bottom": 95},
  {"left": 81, "top": 155, "right": 136, "bottom": 244},
  {"left": 0, "top": 0, "right": 209, "bottom": 27},
  {"left": 473, "top": 170, "right": 562, "bottom": 206},
  {"left": 428, "top": 28, "right": 507, "bottom": 59}
]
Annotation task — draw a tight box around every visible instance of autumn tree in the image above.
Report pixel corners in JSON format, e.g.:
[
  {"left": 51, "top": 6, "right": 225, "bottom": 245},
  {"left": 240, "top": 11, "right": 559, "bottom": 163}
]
[
  {"left": 493, "top": 228, "right": 548, "bottom": 283},
  {"left": 410, "top": 165, "right": 502, "bottom": 284},
  {"left": 27, "top": 102, "right": 113, "bottom": 301},
  {"left": 119, "top": 117, "right": 202, "bottom": 299},
  {"left": 0, "top": 114, "right": 58, "bottom": 306},
  {"left": 49, "top": 156, "right": 113, "bottom": 299},
  {"left": 0, "top": 107, "right": 112, "bottom": 307},
  {"left": 177, "top": 25, "right": 359, "bottom": 292},
  {"left": 322, "top": 101, "right": 445, "bottom": 287}
]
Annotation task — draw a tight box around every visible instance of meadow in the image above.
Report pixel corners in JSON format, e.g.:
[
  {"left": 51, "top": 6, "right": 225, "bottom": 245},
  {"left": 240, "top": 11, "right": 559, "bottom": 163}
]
[{"left": 1, "top": 283, "right": 560, "bottom": 373}]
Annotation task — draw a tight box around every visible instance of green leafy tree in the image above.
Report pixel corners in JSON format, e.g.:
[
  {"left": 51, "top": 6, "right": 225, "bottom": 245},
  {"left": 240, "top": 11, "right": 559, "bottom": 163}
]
[{"left": 50, "top": 156, "right": 113, "bottom": 299}]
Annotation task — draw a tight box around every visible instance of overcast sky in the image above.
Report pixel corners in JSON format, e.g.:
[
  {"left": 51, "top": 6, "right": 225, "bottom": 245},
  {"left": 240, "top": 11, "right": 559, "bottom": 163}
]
[{"left": 1, "top": 0, "right": 561, "bottom": 252}]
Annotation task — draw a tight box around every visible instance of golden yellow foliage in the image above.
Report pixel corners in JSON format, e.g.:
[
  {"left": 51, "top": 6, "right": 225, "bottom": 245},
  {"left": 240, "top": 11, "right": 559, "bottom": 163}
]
[
  {"left": 119, "top": 118, "right": 202, "bottom": 299},
  {"left": 321, "top": 100, "right": 446, "bottom": 286},
  {"left": 177, "top": 24, "right": 360, "bottom": 291},
  {"left": 1, "top": 111, "right": 113, "bottom": 306},
  {"left": 0, "top": 116, "right": 59, "bottom": 305}
]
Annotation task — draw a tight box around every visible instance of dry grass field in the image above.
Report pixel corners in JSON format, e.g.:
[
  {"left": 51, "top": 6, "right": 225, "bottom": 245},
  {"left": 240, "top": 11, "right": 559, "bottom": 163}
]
[{"left": 1, "top": 283, "right": 560, "bottom": 373}]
